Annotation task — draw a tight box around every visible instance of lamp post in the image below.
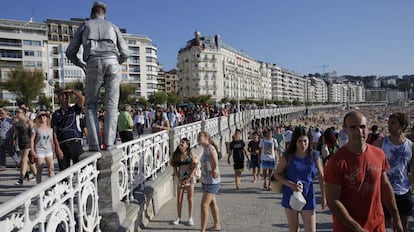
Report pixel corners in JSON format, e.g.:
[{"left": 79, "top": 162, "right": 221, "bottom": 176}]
[
  {"left": 236, "top": 67, "right": 240, "bottom": 112},
  {"left": 48, "top": 79, "right": 56, "bottom": 112}
]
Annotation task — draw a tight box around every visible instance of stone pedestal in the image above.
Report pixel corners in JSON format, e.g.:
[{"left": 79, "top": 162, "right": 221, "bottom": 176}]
[{"left": 97, "top": 149, "right": 127, "bottom": 232}]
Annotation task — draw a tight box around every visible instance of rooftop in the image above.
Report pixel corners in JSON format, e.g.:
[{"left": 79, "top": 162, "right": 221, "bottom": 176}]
[{"left": 0, "top": 18, "right": 47, "bottom": 31}]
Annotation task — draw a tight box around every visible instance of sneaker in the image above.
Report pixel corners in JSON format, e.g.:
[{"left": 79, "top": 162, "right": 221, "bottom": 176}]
[
  {"left": 0, "top": 166, "right": 6, "bottom": 172},
  {"left": 187, "top": 218, "right": 194, "bottom": 226},
  {"left": 28, "top": 173, "right": 36, "bottom": 182},
  {"left": 172, "top": 218, "right": 180, "bottom": 225},
  {"left": 15, "top": 179, "right": 23, "bottom": 186}
]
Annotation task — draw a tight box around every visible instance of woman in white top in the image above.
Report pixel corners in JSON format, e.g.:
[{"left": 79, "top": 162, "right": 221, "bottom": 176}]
[{"left": 30, "top": 111, "right": 54, "bottom": 184}]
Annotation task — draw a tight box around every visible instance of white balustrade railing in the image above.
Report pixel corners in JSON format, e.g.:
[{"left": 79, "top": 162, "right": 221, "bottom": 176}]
[
  {"left": 172, "top": 121, "right": 202, "bottom": 149},
  {"left": 0, "top": 152, "right": 102, "bottom": 232},
  {"left": 219, "top": 116, "right": 228, "bottom": 132},
  {"left": 203, "top": 117, "right": 219, "bottom": 137},
  {"left": 116, "top": 130, "right": 170, "bottom": 202}
]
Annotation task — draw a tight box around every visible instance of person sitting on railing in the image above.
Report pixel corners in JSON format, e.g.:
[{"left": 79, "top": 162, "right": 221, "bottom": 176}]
[
  {"left": 170, "top": 138, "right": 197, "bottom": 226},
  {"left": 151, "top": 106, "right": 170, "bottom": 133}
]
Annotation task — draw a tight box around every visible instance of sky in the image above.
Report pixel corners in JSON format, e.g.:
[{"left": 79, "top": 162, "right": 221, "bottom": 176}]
[{"left": 1, "top": 0, "right": 413, "bottom": 77}]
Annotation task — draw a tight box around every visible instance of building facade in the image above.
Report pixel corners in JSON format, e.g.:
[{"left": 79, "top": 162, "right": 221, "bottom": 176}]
[
  {"left": 305, "top": 76, "right": 328, "bottom": 103},
  {"left": 177, "top": 32, "right": 272, "bottom": 101},
  {"left": 270, "top": 64, "right": 306, "bottom": 103},
  {"left": 0, "top": 18, "right": 49, "bottom": 99},
  {"left": 157, "top": 66, "right": 179, "bottom": 93},
  {"left": 122, "top": 33, "right": 158, "bottom": 98},
  {"left": 46, "top": 18, "right": 84, "bottom": 88}
]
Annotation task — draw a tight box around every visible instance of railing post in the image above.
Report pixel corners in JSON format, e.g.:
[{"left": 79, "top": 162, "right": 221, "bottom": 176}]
[{"left": 97, "top": 149, "right": 127, "bottom": 232}]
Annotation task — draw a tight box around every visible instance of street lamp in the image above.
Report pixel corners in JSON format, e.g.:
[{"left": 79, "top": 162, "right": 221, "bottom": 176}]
[
  {"left": 236, "top": 67, "right": 240, "bottom": 112},
  {"left": 48, "top": 79, "right": 56, "bottom": 112}
]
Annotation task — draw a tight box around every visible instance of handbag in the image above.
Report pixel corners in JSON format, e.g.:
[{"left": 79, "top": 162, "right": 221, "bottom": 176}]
[
  {"left": 194, "top": 162, "right": 201, "bottom": 181},
  {"left": 289, "top": 181, "right": 307, "bottom": 211},
  {"left": 269, "top": 169, "right": 283, "bottom": 193}
]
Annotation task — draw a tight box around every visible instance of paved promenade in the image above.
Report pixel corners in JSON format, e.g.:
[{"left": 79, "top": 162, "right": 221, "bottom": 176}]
[
  {"left": 142, "top": 159, "right": 334, "bottom": 232},
  {"left": 143, "top": 159, "right": 414, "bottom": 232}
]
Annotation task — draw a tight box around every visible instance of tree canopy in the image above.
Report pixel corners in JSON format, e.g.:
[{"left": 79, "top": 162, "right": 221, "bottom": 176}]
[
  {"left": 148, "top": 91, "right": 168, "bottom": 105},
  {"left": 119, "top": 83, "right": 137, "bottom": 105},
  {"left": 1, "top": 66, "right": 45, "bottom": 107}
]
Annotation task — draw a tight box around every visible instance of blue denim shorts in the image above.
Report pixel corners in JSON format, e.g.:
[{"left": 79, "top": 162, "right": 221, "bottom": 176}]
[
  {"left": 261, "top": 160, "right": 275, "bottom": 169},
  {"left": 202, "top": 183, "right": 220, "bottom": 194}
]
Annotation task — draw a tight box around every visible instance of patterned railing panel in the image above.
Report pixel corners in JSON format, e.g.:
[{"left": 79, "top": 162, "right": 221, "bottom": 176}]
[
  {"left": 0, "top": 152, "right": 102, "bottom": 232},
  {"left": 117, "top": 130, "right": 170, "bottom": 202},
  {"left": 219, "top": 116, "right": 228, "bottom": 132},
  {"left": 203, "top": 117, "right": 219, "bottom": 137},
  {"left": 172, "top": 121, "right": 202, "bottom": 149}
]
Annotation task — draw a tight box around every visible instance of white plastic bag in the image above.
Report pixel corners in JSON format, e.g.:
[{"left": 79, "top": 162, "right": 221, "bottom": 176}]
[
  {"left": 321, "top": 143, "right": 330, "bottom": 160},
  {"left": 289, "top": 181, "right": 307, "bottom": 211}
]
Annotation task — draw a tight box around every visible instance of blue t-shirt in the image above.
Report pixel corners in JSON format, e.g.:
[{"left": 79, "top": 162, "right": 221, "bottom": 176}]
[
  {"left": 51, "top": 104, "right": 83, "bottom": 143},
  {"left": 281, "top": 150, "right": 320, "bottom": 211}
]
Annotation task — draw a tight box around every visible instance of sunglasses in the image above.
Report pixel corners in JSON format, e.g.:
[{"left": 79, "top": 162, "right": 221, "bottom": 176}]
[{"left": 39, "top": 114, "right": 48, "bottom": 118}]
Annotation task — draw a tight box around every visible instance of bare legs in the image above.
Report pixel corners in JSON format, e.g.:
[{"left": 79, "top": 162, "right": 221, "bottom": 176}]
[
  {"left": 284, "top": 208, "right": 316, "bottom": 232},
  {"left": 35, "top": 156, "right": 55, "bottom": 184},
  {"left": 200, "top": 192, "right": 221, "bottom": 232},
  {"left": 19, "top": 149, "right": 37, "bottom": 182},
  {"left": 176, "top": 185, "right": 194, "bottom": 223},
  {"left": 263, "top": 168, "right": 272, "bottom": 188},
  {"left": 235, "top": 171, "right": 242, "bottom": 189}
]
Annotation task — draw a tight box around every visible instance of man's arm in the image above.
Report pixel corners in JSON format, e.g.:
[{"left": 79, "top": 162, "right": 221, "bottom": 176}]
[
  {"left": 53, "top": 127, "right": 63, "bottom": 160},
  {"left": 114, "top": 25, "right": 129, "bottom": 64},
  {"left": 326, "top": 183, "right": 368, "bottom": 232},
  {"left": 73, "top": 89, "right": 85, "bottom": 108},
  {"left": 381, "top": 172, "right": 403, "bottom": 231},
  {"left": 66, "top": 25, "right": 86, "bottom": 71},
  {"left": 411, "top": 144, "right": 414, "bottom": 191}
]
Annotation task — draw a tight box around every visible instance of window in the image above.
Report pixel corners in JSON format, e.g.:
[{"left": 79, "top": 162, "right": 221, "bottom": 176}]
[
  {"left": 37, "top": 62, "right": 43, "bottom": 68},
  {"left": 130, "top": 47, "right": 139, "bottom": 54},
  {"left": 53, "top": 58, "right": 59, "bottom": 67},
  {"left": 24, "top": 50, "right": 35, "bottom": 56},
  {"left": 128, "top": 40, "right": 136, "bottom": 45},
  {"left": 24, "top": 61, "right": 36, "bottom": 67},
  {"left": 0, "top": 38, "right": 21, "bottom": 47},
  {"left": 52, "top": 47, "right": 58, "bottom": 55},
  {"left": 145, "top": 56, "right": 156, "bottom": 63},
  {"left": 61, "top": 25, "right": 69, "bottom": 34},
  {"left": 122, "top": 74, "right": 128, "bottom": 80},
  {"left": 23, "top": 40, "right": 41, "bottom": 46},
  {"left": 146, "top": 65, "right": 157, "bottom": 72},
  {"left": 145, "top": 47, "right": 156, "bottom": 55}
]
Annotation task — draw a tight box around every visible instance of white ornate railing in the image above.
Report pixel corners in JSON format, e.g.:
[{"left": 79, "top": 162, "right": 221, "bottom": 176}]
[
  {"left": 116, "top": 130, "right": 170, "bottom": 202},
  {"left": 0, "top": 152, "right": 102, "bottom": 232},
  {"left": 171, "top": 121, "right": 202, "bottom": 149},
  {"left": 203, "top": 117, "right": 219, "bottom": 137},
  {"left": 219, "top": 116, "right": 228, "bottom": 131}
]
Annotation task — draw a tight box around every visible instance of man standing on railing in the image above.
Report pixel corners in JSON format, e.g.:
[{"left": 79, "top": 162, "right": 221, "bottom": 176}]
[
  {"left": 66, "top": 1, "right": 129, "bottom": 151},
  {"left": 52, "top": 89, "right": 85, "bottom": 171}
]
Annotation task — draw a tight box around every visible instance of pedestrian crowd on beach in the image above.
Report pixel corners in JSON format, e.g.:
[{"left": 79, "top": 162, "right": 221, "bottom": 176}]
[{"left": 170, "top": 106, "right": 414, "bottom": 232}]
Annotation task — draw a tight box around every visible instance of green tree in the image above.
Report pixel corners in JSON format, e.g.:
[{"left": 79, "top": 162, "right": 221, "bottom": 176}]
[
  {"left": 220, "top": 97, "right": 229, "bottom": 104},
  {"left": 136, "top": 97, "right": 150, "bottom": 108},
  {"left": 0, "top": 99, "right": 9, "bottom": 108},
  {"left": 38, "top": 96, "right": 52, "bottom": 110},
  {"left": 119, "top": 83, "right": 137, "bottom": 106},
  {"left": 229, "top": 98, "right": 237, "bottom": 106},
  {"left": 188, "top": 94, "right": 212, "bottom": 105},
  {"left": 1, "top": 66, "right": 45, "bottom": 107},
  {"left": 148, "top": 91, "right": 168, "bottom": 105},
  {"left": 167, "top": 92, "right": 183, "bottom": 106}
]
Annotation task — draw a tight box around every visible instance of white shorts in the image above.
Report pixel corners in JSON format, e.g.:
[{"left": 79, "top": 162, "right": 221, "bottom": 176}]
[{"left": 36, "top": 152, "right": 53, "bottom": 159}]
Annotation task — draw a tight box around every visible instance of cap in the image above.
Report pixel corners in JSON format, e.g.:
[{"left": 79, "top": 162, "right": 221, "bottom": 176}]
[{"left": 92, "top": 1, "right": 107, "bottom": 12}]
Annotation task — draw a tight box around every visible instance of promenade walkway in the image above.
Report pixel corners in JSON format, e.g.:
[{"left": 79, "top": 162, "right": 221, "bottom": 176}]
[
  {"left": 143, "top": 159, "right": 334, "bottom": 232},
  {"left": 143, "top": 159, "right": 414, "bottom": 232}
]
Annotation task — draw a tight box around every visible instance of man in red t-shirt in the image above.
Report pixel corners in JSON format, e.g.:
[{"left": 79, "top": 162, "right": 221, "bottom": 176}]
[{"left": 325, "top": 111, "right": 403, "bottom": 232}]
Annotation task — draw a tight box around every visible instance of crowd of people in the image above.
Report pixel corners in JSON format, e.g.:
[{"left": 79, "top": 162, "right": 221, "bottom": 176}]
[{"left": 168, "top": 106, "right": 413, "bottom": 232}]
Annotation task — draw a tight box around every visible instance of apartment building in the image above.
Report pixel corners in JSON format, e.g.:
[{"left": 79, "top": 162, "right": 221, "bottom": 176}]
[
  {"left": 270, "top": 64, "right": 305, "bottom": 102},
  {"left": 0, "top": 18, "right": 49, "bottom": 99},
  {"left": 157, "top": 65, "right": 179, "bottom": 93},
  {"left": 177, "top": 31, "right": 272, "bottom": 101},
  {"left": 305, "top": 76, "right": 328, "bottom": 103}
]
